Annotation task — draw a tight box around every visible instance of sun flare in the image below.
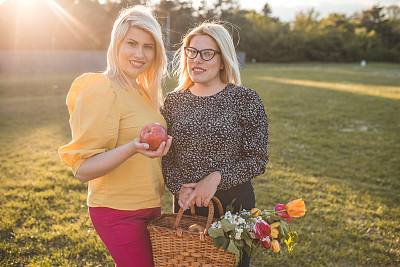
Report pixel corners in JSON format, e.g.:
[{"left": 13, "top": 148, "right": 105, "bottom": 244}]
[{"left": 16, "top": 0, "right": 38, "bottom": 8}]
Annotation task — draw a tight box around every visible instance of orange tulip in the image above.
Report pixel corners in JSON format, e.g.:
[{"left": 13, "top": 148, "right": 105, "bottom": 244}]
[
  {"left": 270, "top": 222, "right": 280, "bottom": 239},
  {"left": 271, "top": 239, "right": 281, "bottom": 252},
  {"left": 250, "top": 208, "right": 261, "bottom": 218},
  {"left": 286, "top": 198, "right": 306, "bottom": 218},
  {"left": 270, "top": 228, "right": 279, "bottom": 239}
]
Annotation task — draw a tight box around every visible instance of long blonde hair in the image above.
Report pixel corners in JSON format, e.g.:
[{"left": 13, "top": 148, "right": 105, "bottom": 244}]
[
  {"left": 104, "top": 6, "right": 167, "bottom": 109},
  {"left": 174, "top": 22, "right": 241, "bottom": 92}
]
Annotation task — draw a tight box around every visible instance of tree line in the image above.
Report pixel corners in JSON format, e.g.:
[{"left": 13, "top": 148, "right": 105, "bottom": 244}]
[{"left": 1, "top": 0, "right": 399, "bottom": 62}]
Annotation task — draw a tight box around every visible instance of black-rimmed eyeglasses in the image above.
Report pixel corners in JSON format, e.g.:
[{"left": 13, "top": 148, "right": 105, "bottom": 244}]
[{"left": 184, "top": 47, "right": 221, "bottom": 61}]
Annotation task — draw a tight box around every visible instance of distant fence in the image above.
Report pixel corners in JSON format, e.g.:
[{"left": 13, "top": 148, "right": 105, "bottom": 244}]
[
  {"left": 0, "top": 50, "right": 245, "bottom": 73},
  {"left": 0, "top": 50, "right": 107, "bottom": 73}
]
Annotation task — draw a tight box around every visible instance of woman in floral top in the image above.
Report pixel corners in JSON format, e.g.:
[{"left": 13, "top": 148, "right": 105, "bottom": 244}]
[{"left": 161, "top": 22, "right": 268, "bottom": 266}]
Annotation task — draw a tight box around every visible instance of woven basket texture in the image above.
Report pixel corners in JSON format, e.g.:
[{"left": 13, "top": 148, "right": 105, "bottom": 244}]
[{"left": 148, "top": 198, "right": 236, "bottom": 267}]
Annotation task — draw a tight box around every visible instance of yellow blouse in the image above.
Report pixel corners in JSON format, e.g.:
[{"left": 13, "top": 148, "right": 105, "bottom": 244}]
[{"left": 58, "top": 73, "right": 166, "bottom": 211}]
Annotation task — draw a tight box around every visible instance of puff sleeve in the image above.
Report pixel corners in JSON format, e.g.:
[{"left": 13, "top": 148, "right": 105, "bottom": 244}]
[
  {"left": 217, "top": 89, "right": 269, "bottom": 190},
  {"left": 58, "top": 74, "right": 121, "bottom": 176}
]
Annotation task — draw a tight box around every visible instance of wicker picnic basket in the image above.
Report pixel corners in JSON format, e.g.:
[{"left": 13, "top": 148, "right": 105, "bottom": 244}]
[{"left": 148, "top": 197, "right": 236, "bottom": 267}]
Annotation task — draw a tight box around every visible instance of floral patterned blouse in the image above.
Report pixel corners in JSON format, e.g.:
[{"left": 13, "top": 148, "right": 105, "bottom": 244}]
[{"left": 161, "top": 83, "right": 269, "bottom": 196}]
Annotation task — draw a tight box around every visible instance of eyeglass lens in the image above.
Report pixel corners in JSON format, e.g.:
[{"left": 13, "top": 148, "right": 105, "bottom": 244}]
[{"left": 185, "top": 47, "right": 217, "bottom": 61}]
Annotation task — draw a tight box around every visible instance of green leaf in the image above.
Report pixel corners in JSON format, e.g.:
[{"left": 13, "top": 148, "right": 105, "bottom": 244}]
[
  {"left": 251, "top": 239, "right": 259, "bottom": 254},
  {"left": 222, "top": 236, "right": 230, "bottom": 251},
  {"left": 207, "top": 227, "right": 225, "bottom": 238},
  {"left": 242, "top": 230, "right": 254, "bottom": 247},
  {"left": 228, "top": 239, "right": 242, "bottom": 264},
  {"left": 234, "top": 239, "right": 245, "bottom": 249},
  {"left": 279, "top": 222, "right": 289, "bottom": 236},
  {"left": 221, "top": 219, "right": 236, "bottom": 232},
  {"left": 228, "top": 239, "right": 240, "bottom": 254},
  {"left": 214, "top": 236, "right": 226, "bottom": 250},
  {"left": 263, "top": 214, "right": 281, "bottom": 223},
  {"left": 280, "top": 220, "right": 289, "bottom": 229},
  {"left": 226, "top": 198, "right": 236, "bottom": 213}
]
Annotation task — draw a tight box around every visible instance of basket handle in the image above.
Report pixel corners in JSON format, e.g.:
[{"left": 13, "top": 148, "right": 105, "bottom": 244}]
[
  {"left": 189, "top": 197, "right": 224, "bottom": 217},
  {"left": 173, "top": 197, "right": 224, "bottom": 234}
]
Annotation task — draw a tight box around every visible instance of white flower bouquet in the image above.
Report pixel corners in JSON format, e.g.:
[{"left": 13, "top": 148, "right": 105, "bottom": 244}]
[{"left": 207, "top": 198, "right": 307, "bottom": 264}]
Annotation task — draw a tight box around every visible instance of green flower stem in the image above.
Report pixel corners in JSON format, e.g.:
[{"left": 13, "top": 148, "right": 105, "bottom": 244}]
[{"left": 264, "top": 209, "right": 288, "bottom": 216}]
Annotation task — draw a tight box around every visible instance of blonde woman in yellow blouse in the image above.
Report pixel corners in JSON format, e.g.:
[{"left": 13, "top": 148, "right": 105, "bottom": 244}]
[{"left": 58, "top": 6, "right": 171, "bottom": 267}]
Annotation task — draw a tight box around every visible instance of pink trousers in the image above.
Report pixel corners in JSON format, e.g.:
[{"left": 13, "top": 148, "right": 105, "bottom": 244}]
[{"left": 88, "top": 206, "right": 161, "bottom": 267}]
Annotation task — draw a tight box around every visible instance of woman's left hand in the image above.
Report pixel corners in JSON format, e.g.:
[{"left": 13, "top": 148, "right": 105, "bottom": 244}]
[{"left": 182, "top": 171, "right": 221, "bottom": 210}]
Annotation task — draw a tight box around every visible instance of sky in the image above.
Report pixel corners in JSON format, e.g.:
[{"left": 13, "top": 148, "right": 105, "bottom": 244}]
[
  {"left": 193, "top": 0, "right": 400, "bottom": 22},
  {"left": 2, "top": 0, "right": 398, "bottom": 22}
]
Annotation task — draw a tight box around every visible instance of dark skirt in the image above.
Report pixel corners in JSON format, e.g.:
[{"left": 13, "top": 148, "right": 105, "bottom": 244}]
[{"left": 172, "top": 180, "right": 255, "bottom": 267}]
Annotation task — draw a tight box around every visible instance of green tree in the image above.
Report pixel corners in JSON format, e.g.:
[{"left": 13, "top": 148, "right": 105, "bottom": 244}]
[
  {"left": 294, "top": 8, "right": 320, "bottom": 35},
  {"left": 360, "top": 5, "right": 385, "bottom": 33},
  {"left": 359, "top": 5, "right": 400, "bottom": 60},
  {"left": 262, "top": 3, "right": 272, "bottom": 17},
  {"left": 319, "top": 13, "right": 354, "bottom": 35}
]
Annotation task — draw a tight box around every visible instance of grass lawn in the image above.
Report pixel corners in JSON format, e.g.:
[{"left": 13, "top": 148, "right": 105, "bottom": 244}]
[{"left": 0, "top": 63, "right": 399, "bottom": 266}]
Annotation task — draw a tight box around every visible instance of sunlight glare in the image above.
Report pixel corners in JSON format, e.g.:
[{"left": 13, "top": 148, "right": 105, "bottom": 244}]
[
  {"left": 44, "top": 0, "right": 101, "bottom": 44},
  {"left": 17, "top": 0, "right": 38, "bottom": 10},
  {"left": 260, "top": 76, "right": 400, "bottom": 99}
]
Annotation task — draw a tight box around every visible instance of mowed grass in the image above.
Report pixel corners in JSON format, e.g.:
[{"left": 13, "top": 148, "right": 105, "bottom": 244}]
[{"left": 0, "top": 63, "right": 399, "bottom": 266}]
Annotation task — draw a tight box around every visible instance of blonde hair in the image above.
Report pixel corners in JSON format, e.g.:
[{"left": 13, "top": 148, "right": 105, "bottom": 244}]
[
  {"left": 104, "top": 6, "right": 167, "bottom": 109},
  {"left": 174, "top": 21, "right": 241, "bottom": 92}
]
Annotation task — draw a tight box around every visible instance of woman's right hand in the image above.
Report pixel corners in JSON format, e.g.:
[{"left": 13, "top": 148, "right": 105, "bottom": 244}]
[
  {"left": 75, "top": 136, "right": 172, "bottom": 183},
  {"left": 178, "top": 184, "right": 196, "bottom": 210},
  {"left": 132, "top": 136, "right": 172, "bottom": 158}
]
